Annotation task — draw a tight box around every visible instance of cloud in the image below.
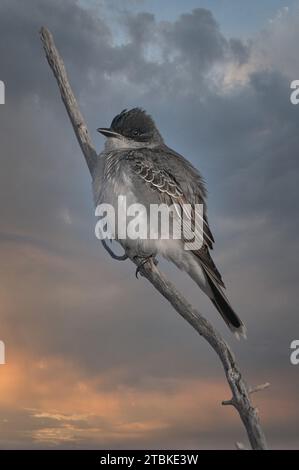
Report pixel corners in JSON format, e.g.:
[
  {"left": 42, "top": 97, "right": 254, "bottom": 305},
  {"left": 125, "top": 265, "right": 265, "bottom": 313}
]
[
  {"left": 0, "top": 350, "right": 255, "bottom": 449},
  {"left": 160, "top": 8, "right": 225, "bottom": 67},
  {"left": 0, "top": 0, "right": 299, "bottom": 449},
  {"left": 0, "top": 350, "right": 298, "bottom": 449}
]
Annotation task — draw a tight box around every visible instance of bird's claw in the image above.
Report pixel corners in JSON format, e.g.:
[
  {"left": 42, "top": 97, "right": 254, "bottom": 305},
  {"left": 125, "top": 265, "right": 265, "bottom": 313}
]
[
  {"left": 134, "top": 254, "right": 158, "bottom": 278},
  {"left": 101, "top": 240, "right": 128, "bottom": 261}
]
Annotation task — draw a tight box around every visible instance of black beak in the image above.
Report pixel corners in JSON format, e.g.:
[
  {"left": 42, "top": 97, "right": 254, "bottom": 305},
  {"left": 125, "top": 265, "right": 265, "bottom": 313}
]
[{"left": 97, "top": 127, "right": 121, "bottom": 138}]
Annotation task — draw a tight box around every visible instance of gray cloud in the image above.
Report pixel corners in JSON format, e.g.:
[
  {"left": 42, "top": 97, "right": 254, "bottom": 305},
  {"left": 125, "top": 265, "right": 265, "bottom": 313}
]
[
  {"left": 0, "top": 0, "right": 299, "bottom": 449},
  {"left": 160, "top": 8, "right": 226, "bottom": 69}
]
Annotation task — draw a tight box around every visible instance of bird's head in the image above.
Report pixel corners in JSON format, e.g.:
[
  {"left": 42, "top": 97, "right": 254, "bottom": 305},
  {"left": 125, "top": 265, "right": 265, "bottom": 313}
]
[{"left": 97, "top": 108, "right": 163, "bottom": 149}]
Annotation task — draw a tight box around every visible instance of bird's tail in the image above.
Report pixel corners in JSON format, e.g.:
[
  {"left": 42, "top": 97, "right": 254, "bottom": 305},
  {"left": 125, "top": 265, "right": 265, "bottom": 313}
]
[{"left": 205, "top": 272, "right": 246, "bottom": 340}]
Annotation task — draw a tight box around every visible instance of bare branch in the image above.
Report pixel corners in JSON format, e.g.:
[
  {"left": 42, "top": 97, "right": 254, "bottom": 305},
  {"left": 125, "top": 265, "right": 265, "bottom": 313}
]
[
  {"left": 249, "top": 382, "right": 270, "bottom": 395},
  {"left": 39, "top": 26, "right": 268, "bottom": 450},
  {"left": 39, "top": 27, "right": 97, "bottom": 175},
  {"left": 222, "top": 398, "right": 235, "bottom": 407},
  {"left": 236, "top": 442, "right": 248, "bottom": 450}
]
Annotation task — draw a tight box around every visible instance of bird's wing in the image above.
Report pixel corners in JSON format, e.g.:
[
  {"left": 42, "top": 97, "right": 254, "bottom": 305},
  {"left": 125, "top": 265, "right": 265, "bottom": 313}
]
[
  {"left": 125, "top": 148, "right": 224, "bottom": 288},
  {"left": 153, "top": 145, "right": 215, "bottom": 248}
]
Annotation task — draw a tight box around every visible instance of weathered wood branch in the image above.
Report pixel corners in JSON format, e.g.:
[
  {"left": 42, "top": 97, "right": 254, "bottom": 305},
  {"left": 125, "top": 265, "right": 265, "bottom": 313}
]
[
  {"left": 40, "top": 27, "right": 97, "bottom": 174},
  {"left": 40, "top": 26, "right": 268, "bottom": 450},
  {"left": 249, "top": 382, "right": 270, "bottom": 395}
]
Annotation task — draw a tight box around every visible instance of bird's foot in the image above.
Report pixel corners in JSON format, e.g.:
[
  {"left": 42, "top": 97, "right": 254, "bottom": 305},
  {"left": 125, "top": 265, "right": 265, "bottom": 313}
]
[
  {"left": 101, "top": 240, "right": 128, "bottom": 261},
  {"left": 134, "top": 254, "right": 158, "bottom": 278}
]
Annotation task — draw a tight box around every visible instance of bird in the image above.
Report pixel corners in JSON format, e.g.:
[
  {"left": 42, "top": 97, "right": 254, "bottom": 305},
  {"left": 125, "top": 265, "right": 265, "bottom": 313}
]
[{"left": 93, "top": 108, "right": 246, "bottom": 338}]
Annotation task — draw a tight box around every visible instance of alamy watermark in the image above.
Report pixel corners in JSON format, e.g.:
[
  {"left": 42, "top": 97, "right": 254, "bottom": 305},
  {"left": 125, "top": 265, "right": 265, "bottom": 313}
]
[
  {"left": 290, "top": 80, "right": 299, "bottom": 104},
  {"left": 0, "top": 341, "right": 5, "bottom": 365},
  {"left": 0, "top": 80, "right": 5, "bottom": 104},
  {"left": 290, "top": 340, "right": 299, "bottom": 365},
  {"left": 95, "top": 196, "right": 204, "bottom": 251}
]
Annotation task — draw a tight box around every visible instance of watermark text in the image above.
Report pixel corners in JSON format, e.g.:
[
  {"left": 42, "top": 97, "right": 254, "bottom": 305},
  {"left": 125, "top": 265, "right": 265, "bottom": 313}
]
[
  {"left": 290, "top": 80, "right": 299, "bottom": 104},
  {"left": 0, "top": 341, "right": 5, "bottom": 365},
  {"left": 0, "top": 80, "right": 5, "bottom": 104},
  {"left": 290, "top": 340, "right": 299, "bottom": 365},
  {"left": 95, "top": 196, "right": 204, "bottom": 251}
]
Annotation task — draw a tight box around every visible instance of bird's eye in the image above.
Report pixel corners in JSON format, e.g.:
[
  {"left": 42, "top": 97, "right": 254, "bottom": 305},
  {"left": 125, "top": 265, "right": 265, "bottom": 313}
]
[{"left": 132, "top": 128, "right": 140, "bottom": 136}]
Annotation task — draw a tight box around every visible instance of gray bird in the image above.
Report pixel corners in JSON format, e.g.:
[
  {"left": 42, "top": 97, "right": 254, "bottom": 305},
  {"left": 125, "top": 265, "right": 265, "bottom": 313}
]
[{"left": 93, "top": 108, "right": 246, "bottom": 338}]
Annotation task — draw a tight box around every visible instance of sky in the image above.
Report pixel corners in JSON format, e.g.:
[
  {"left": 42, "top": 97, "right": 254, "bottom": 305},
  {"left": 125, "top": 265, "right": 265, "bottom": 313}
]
[{"left": 0, "top": 0, "right": 299, "bottom": 449}]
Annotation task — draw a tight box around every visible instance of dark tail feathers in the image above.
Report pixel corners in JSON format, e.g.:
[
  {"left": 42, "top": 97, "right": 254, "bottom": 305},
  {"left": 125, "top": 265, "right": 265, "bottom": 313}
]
[{"left": 206, "top": 274, "right": 246, "bottom": 339}]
